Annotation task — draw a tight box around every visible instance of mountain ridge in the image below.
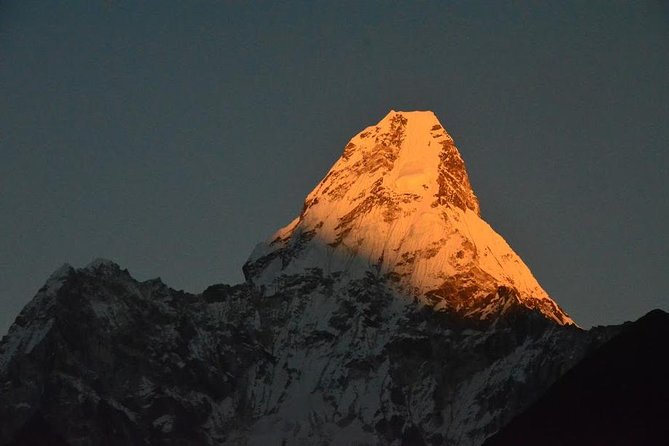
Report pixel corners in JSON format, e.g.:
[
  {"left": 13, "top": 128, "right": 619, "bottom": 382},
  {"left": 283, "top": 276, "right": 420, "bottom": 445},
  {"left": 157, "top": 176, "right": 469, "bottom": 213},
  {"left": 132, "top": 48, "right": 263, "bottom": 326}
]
[{"left": 0, "top": 259, "right": 600, "bottom": 445}]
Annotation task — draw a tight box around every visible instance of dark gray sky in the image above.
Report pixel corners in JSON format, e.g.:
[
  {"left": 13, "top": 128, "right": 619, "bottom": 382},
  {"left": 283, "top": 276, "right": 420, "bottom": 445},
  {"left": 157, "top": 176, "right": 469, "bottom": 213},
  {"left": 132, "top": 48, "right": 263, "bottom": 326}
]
[{"left": 1, "top": 1, "right": 668, "bottom": 332}]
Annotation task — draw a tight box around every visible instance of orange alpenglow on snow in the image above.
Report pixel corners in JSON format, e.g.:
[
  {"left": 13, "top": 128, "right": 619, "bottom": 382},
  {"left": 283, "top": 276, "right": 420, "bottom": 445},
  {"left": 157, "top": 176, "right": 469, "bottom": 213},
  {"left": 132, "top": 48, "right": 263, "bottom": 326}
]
[{"left": 245, "top": 110, "right": 574, "bottom": 326}]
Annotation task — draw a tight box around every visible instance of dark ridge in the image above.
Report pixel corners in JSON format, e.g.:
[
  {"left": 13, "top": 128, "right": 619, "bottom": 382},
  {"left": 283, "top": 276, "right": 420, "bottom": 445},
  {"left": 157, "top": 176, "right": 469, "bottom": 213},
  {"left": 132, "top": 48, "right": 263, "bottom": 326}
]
[
  {"left": 8, "top": 412, "right": 70, "bottom": 446},
  {"left": 484, "top": 309, "right": 669, "bottom": 446}
]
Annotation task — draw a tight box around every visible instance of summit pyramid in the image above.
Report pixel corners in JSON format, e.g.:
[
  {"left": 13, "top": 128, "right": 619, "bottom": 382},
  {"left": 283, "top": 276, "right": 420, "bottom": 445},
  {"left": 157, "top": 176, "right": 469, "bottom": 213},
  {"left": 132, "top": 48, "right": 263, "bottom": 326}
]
[{"left": 245, "top": 110, "right": 572, "bottom": 325}]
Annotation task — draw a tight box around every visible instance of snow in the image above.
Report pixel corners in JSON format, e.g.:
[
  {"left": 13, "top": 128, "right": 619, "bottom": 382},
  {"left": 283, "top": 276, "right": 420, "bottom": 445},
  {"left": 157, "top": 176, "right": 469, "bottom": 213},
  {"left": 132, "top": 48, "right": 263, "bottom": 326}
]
[
  {"left": 138, "top": 377, "right": 156, "bottom": 399},
  {"left": 153, "top": 414, "right": 175, "bottom": 433},
  {"left": 0, "top": 266, "right": 64, "bottom": 371},
  {"left": 24, "top": 319, "right": 53, "bottom": 353},
  {"left": 0, "top": 334, "right": 22, "bottom": 371},
  {"left": 53, "top": 371, "right": 102, "bottom": 404},
  {"left": 106, "top": 397, "right": 137, "bottom": 422},
  {"left": 38, "top": 263, "right": 74, "bottom": 300}
]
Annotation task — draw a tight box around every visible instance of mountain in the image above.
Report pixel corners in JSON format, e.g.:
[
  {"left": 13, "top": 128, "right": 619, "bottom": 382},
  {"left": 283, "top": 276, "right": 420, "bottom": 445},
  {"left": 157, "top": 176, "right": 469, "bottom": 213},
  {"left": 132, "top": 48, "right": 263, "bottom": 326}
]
[
  {"left": 0, "top": 111, "right": 627, "bottom": 445},
  {"left": 483, "top": 309, "right": 669, "bottom": 446}
]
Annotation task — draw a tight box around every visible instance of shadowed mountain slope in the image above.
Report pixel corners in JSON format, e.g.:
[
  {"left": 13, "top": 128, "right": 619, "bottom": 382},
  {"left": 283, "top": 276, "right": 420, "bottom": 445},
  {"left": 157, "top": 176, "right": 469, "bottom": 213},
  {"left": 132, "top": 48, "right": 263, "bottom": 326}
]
[{"left": 484, "top": 309, "right": 669, "bottom": 446}]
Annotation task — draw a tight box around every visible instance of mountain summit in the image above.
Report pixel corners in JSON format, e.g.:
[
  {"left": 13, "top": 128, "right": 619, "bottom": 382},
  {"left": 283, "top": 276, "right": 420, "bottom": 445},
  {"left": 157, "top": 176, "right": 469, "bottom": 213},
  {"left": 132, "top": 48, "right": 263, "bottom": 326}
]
[
  {"left": 1, "top": 110, "right": 601, "bottom": 446},
  {"left": 246, "top": 110, "right": 572, "bottom": 325}
]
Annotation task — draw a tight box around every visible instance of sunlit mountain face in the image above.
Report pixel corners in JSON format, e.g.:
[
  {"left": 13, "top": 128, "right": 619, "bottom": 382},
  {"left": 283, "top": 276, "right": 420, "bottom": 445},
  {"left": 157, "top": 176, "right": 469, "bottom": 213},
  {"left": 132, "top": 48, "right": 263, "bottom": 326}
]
[
  {"left": 245, "top": 110, "right": 573, "bottom": 326},
  {"left": 2, "top": 112, "right": 661, "bottom": 446}
]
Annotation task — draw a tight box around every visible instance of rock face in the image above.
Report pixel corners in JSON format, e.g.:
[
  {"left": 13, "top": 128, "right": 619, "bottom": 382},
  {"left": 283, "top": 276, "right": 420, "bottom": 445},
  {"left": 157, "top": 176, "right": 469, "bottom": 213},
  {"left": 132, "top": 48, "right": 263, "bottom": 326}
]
[{"left": 0, "top": 111, "right": 613, "bottom": 445}]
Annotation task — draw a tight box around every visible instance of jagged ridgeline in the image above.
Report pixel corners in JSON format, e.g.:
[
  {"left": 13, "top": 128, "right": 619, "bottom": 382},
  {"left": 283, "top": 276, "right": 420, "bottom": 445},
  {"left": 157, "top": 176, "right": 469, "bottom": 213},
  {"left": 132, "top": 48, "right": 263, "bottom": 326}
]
[{"left": 2, "top": 112, "right": 606, "bottom": 445}]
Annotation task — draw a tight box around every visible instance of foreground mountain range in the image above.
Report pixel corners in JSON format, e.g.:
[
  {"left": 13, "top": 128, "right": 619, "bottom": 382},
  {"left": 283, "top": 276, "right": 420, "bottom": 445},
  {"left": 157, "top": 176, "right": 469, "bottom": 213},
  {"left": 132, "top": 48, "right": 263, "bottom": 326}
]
[
  {"left": 1, "top": 111, "right": 665, "bottom": 445},
  {"left": 484, "top": 309, "right": 669, "bottom": 446}
]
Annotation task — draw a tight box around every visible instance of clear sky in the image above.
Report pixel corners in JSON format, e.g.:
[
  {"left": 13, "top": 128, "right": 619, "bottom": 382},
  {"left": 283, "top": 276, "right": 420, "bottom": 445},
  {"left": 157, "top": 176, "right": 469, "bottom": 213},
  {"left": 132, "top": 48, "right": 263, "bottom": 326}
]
[{"left": 1, "top": 1, "right": 667, "bottom": 332}]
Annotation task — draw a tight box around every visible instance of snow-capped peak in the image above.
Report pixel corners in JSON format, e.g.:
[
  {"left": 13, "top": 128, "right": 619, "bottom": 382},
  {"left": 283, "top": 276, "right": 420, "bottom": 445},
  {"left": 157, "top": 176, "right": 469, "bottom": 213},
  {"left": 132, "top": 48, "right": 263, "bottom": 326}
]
[
  {"left": 303, "top": 110, "right": 480, "bottom": 216},
  {"left": 245, "top": 111, "right": 573, "bottom": 325}
]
